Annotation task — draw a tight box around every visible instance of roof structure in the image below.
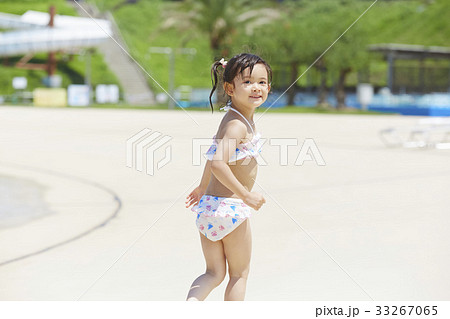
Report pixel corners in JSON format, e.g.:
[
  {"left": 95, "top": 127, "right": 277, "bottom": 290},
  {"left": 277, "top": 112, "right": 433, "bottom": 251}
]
[
  {"left": 368, "top": 43, "right": 450, "bottom": 94},
  {"left": 0, "top": 10, "right": 112, "bottom": 57},
  {"left": 368, "top": 43, "right": 450, "bottom": 60}
]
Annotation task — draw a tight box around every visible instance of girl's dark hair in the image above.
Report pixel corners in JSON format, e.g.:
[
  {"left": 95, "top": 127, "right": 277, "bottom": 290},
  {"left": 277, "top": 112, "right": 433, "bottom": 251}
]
[{"left": 209, "top": 53, "right": 272, "bottom": 112}]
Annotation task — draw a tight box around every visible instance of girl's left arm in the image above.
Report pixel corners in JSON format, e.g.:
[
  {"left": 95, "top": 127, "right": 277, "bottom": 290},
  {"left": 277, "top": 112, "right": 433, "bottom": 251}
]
[{"left": 185, "top": 160, "right": 211, "bottom": 208}]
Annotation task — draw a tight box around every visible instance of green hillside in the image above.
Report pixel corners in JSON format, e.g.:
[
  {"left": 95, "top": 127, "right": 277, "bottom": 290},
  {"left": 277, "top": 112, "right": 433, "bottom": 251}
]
[
  {"left": 368, "top": 0, "right": 450, "bottom": 46},
  {"left": 87, "top": 0, "right": 449, "bottom": 93},
  {"left": 1, "top": 0, "right": 447, "bottom": 101},
  {"left": 93, "top": 0, "right": 212, "bottom": 91},
  {"left": 89, "top": 0, "right": 217, "bottom": 92}
]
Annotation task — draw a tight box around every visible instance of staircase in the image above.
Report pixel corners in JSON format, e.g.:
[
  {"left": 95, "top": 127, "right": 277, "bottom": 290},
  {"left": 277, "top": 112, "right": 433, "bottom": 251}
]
[{"left": 71, "top": 3, "right": 154, "bottom": 105}]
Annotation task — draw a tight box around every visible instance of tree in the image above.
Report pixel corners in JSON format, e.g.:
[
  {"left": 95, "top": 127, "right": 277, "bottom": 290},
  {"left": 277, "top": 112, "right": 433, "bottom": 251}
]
[
  {"left": 298, "top": 0, "right": 342, "bottom": 108},
  {"left": 259, "top": 0, "right": 371, "bottom": 109},
  {"left": 255, "top": 0, "right": 339, "bottom": 106},
  {"left": 325, "top": 0, "right": 371, "bottom": 109},
  {"left": 160, "top": 0, "right": 280, "bottom": 60},
  {"left": 159, "top": 0, "right": 281, "bottom": 107}
]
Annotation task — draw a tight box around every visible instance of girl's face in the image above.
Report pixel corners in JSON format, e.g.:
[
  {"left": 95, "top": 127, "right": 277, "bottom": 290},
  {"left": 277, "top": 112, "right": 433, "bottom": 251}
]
[{"left": 225, "top": 63, "right": 271, "bottom": 110}]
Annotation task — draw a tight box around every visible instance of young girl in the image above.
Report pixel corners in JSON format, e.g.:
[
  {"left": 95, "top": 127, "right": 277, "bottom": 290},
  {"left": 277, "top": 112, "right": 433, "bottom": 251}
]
[{"left": 185, "top": 53, "right": 272, "bottom": 301}]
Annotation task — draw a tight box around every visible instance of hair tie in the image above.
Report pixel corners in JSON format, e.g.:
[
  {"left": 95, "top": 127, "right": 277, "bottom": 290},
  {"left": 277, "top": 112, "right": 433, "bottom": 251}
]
[{"left": 219, "top": 58, "right": 228, "bottom": 68}]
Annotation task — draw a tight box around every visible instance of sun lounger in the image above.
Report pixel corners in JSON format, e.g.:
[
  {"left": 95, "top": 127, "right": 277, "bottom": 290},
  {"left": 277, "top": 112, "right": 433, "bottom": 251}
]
[{"left": 379, "top": 117, "right": 450, "bottom": 149}]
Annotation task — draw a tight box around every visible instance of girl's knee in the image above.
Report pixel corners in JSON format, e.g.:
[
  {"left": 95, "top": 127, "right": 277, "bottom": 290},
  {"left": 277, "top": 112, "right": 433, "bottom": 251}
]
[
  {"left": 206, "top": 269, "right": 226, "bottom": 286},
  {"left": 228, "top": 268, "right": 250, "bottom": 280}
]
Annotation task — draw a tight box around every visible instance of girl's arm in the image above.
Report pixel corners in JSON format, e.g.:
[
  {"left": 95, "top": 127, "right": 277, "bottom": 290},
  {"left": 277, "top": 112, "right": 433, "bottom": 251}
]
[{"left": 211, "top": 121, "right": 265, "bottom": 210}]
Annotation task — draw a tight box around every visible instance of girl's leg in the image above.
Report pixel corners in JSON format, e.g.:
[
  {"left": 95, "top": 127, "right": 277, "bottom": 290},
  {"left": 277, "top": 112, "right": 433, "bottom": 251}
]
[
  {"left": 186, "top": 232, "right": 227, "bottom": 301},
  {"left": 222, "top": 219, "right": 252, "bottom": 301}
]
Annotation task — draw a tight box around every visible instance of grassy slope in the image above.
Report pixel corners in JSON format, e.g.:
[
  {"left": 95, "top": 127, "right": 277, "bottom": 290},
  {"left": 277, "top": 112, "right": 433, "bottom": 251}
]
[
  {"left": 88, "top": 0, "right": 449, "bottom": 94},
  {"left": 364, "top": 0, "right": 450, "bottom": 86},
  {"left": 0, "top": 0, "right": 120, "bottom": 95},
  {"left": 2, "top": 0, "right": 446, "bottom": 104},
  {"left": 93, "top": 0, "right": 212, "bottom": 92},
  {"left": 369, "top": 0, "right": 450, "bottom": 46}
]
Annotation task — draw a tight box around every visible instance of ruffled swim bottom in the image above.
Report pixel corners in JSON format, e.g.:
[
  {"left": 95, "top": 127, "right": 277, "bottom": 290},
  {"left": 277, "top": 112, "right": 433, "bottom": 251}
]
[{"left": 191, "top": 195, "right": 252, "bottom": 241}]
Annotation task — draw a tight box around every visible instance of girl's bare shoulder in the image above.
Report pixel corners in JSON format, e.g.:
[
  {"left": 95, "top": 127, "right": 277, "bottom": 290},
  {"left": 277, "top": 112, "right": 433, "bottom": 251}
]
[{"left": 216, "top": 113, "right": 247, "bottom": 140}]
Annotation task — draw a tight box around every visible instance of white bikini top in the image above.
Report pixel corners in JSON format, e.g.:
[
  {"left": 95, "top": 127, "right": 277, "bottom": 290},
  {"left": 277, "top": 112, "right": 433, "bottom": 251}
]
[{"left": 205, "top": 105, "right": 263, "bottom": 163}]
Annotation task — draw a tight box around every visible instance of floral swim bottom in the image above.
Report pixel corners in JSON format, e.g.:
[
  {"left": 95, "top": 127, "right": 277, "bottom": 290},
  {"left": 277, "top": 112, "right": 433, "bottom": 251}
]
[{"left": 191, "top": 195, "right": 252, "bottom": 241}]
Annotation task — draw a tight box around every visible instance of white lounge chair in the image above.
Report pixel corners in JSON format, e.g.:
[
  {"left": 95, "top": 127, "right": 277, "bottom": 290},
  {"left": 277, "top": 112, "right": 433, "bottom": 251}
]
[{"left": 379, "top": 117, "right": 450, "bottom": 149}]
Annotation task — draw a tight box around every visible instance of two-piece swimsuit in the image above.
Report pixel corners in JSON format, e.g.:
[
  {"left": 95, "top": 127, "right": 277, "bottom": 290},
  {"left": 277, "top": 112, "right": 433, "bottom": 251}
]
[{"left": 191, "top": 105, "right": 263, "bottom": 241}]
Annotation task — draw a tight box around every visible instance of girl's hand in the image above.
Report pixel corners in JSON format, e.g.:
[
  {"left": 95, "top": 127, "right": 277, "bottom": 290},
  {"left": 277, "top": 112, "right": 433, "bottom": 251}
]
[
  {"left": 185, "top": 186, "right": 206, "bottom": 209},
  {"left": 243, "top": 192, "right": 266, "bottom": 211}
]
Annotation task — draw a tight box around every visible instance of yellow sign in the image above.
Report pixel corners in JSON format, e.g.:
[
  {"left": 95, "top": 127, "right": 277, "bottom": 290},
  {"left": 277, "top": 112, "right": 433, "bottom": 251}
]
[{"left": 33, "top": 88, "right": 67, "bottom": 107}]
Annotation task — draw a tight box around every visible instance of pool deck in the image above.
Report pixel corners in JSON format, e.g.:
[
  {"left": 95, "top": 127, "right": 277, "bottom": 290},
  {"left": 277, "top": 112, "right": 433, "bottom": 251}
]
[{"left": 0, "top": 105, "right": 449, "bottom": 301}]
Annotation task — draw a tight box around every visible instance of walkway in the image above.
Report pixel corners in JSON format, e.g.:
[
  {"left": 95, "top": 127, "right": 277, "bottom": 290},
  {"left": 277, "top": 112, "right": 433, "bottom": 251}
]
[{"left": 0, "top": 106, "right": 448, "bottom": 300}]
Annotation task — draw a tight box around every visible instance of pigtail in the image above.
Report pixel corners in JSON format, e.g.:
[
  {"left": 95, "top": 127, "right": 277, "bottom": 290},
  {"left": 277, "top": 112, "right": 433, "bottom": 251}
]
[{"left": 209, "top": 61, "right": 222, "bottom": 113}]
